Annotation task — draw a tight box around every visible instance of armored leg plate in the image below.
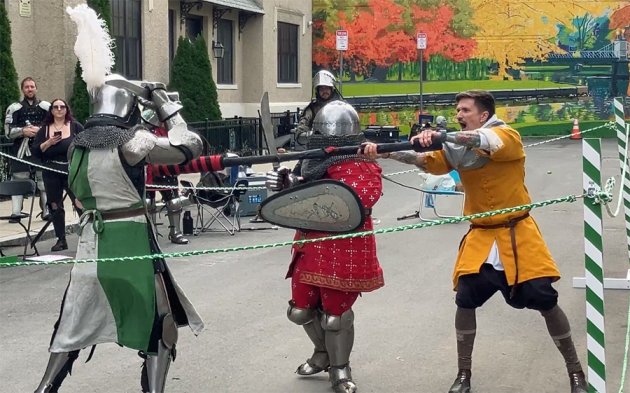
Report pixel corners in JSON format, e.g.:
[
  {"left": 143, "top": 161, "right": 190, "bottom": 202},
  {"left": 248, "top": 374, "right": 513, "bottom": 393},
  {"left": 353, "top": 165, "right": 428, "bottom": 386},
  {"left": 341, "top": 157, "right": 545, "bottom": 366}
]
[{"left": 34, "top": 351, "right": 79, "bottom": 393}]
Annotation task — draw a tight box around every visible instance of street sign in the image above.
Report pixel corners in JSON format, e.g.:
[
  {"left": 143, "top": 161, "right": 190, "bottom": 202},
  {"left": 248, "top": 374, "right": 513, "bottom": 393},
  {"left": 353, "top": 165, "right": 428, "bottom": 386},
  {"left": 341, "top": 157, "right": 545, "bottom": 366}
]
[
  {"left": 417, "top": 32, "right": 427, "bottom": 50},
  {"left": 336, "top": 30, "right": 348, "bottom": 51}
]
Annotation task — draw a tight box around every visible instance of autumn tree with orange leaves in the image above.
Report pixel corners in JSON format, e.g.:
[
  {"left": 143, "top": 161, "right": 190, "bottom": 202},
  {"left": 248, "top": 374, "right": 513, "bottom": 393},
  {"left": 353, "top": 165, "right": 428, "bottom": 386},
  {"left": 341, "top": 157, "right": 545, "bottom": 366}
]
[{"left": 313, "top": 0, "right": 476, "bottom": 80}]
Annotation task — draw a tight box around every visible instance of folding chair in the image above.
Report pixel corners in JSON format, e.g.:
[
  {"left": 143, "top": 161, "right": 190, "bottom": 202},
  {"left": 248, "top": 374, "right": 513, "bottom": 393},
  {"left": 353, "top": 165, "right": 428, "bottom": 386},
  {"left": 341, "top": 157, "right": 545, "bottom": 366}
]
[
  {"left": 181, "top": 178, "right": 248, "bottom": 235},
  {"left": 0, "top": 179, "right": 39, "bottom": 258},
  {"left": 397, "top": 171, "right": 465, "bottom": 222}
]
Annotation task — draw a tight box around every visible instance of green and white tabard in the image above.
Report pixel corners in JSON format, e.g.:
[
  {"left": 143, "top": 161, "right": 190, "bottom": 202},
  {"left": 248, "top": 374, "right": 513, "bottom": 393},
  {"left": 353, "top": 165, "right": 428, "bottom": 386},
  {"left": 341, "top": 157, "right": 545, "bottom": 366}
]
[{"left": 49, "top": 147, "right": 203, "bottom": 354}]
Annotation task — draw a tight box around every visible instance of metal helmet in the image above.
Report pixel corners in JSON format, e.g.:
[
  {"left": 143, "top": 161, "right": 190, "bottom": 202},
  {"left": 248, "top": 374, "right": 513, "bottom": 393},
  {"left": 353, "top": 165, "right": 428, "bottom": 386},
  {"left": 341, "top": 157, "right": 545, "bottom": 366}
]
[
  {"left": 312, "top": 100, "right": 360, "bottom": 137},
  {"left": 313, "top": 70, "right": 336, "bottom": 90},
  {"left": 436, "top": 115, "right": 447, "bottom": 128},
  {"left": 86, "top": 83, "right": 140, "bottom": 129}
]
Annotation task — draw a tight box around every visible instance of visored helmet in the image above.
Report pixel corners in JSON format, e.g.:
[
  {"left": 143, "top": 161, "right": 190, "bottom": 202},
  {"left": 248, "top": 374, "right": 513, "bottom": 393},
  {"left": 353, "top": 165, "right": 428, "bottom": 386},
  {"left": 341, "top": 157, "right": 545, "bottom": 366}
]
[{"left": 312, "top": 100, "right": 360, "bottom": 137}]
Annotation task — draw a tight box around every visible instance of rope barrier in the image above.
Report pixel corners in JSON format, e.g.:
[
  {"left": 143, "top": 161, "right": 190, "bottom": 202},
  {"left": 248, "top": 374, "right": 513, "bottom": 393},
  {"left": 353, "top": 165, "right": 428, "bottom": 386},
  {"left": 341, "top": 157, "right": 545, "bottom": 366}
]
[{"left": 0, "top": 192, "right": 590, "bottom": 268}]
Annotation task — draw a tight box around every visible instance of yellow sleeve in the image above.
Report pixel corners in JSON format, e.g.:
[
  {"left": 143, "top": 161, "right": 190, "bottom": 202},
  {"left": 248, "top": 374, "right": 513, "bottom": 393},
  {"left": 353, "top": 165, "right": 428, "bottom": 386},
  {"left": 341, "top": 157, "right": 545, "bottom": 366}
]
[
  {"left": 423, "top": 150, "right": 452, "bottom": 175},
  {"left": 477, "top": 125, "right": 525, "bottom": 162}
]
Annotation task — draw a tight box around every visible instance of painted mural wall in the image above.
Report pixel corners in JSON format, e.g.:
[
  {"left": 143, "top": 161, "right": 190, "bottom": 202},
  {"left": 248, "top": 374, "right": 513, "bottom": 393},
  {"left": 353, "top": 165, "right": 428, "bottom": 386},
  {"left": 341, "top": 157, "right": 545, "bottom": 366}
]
[
  {"left": 313, "top": 0, "right": 630, "bottom": 131},
  {"left": 313, "top": 0, "right": 629, "bottom": 81}
]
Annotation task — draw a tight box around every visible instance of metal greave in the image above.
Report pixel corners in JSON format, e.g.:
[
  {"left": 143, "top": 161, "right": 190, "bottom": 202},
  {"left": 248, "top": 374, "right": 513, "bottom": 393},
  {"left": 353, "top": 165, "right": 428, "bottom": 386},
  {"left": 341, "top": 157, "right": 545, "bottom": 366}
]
[
  {"left": 144, "top": 340, "right": 173, "bottom": 393},
  {"left": 33, "top": 351, "right": 79, "bottom": 393}
]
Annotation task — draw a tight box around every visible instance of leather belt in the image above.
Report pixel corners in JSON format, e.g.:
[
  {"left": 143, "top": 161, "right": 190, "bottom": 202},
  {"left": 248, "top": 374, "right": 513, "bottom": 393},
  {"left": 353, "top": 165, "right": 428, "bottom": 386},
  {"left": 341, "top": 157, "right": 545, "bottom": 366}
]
[
  {"left": 364, "top": 207, "right": 372, "bottom": 216},
  {"left": 101, "top": 207, "right": 146, "bottom": 221},
  {"left": 470, "top": 212, "right": 530, "bottom": 298}
]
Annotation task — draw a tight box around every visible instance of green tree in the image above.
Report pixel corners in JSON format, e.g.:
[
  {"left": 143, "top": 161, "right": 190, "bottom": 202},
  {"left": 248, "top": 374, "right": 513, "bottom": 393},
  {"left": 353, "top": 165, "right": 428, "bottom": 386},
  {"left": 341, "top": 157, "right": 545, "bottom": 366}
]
[
  {"left": 169, "top": 36, "right": 221, "bottom": 122},
  {"left": 0, "top": 2, "right": 19, "bottom": 126},
  {"left": 69, "top": 0, "right": 112, "bottom": 124}
]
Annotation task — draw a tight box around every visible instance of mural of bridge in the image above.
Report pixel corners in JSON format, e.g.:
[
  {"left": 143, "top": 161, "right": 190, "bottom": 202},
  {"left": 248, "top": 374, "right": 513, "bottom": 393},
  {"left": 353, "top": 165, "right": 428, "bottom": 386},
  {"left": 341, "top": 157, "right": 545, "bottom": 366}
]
[{"left": 547, "top": 40, "right": 629, "bottom": 62}]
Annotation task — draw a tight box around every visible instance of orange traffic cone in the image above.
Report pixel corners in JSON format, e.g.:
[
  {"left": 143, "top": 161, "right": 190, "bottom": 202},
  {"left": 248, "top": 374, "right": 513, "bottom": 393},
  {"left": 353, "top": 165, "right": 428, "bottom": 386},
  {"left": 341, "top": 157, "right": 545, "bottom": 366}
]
[{"left": 570, "top": 118, "right": 581, "bottom": 140}]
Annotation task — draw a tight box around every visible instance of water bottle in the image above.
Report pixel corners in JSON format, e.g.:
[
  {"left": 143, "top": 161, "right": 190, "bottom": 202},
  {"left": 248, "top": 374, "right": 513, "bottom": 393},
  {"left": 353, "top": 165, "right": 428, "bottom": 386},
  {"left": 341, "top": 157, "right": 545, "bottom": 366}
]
[{"left": 182, "top": 210, "right": 193, "bottom": 235}]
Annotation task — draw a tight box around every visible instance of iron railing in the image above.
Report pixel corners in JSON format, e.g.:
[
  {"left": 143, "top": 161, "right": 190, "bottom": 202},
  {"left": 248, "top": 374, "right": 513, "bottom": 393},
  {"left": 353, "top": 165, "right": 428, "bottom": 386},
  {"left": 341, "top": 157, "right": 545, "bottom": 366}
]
[{"left": 189, "top": 111, "right": 300, "bottom": 156}]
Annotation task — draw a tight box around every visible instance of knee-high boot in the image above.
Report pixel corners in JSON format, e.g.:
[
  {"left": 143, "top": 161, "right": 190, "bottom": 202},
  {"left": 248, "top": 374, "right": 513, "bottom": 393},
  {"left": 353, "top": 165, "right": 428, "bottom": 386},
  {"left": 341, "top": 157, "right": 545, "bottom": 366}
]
[
  {"left": 33, "top": 350, "right": 80, "bottom": 393},
  {"left": 541, "top": 305, "right": 587, "bottom": 393},
  {"left": 448, "top": 307, "right": 476, "bottom": 393}
]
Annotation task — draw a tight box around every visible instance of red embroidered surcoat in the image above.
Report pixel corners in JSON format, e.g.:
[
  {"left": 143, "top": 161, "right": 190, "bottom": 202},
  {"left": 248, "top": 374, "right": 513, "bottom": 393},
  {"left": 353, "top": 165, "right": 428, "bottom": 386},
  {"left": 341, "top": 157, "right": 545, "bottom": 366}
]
[{"left": 289, "top": 159, "right": 385, "bottom": 293}]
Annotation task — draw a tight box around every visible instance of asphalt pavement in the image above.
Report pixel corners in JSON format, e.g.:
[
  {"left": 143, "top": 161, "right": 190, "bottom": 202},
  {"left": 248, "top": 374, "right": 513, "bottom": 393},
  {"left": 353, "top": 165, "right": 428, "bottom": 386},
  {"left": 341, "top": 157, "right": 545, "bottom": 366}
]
[{"left": 1, "top": 138, "right": 630, "bottom": 393}]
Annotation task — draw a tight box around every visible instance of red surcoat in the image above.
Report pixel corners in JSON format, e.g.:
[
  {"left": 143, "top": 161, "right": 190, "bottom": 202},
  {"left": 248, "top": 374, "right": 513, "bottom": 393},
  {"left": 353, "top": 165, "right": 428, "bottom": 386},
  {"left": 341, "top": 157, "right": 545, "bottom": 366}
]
[{"left": 288, "top": 159, "right": 385, "bottom": 293}]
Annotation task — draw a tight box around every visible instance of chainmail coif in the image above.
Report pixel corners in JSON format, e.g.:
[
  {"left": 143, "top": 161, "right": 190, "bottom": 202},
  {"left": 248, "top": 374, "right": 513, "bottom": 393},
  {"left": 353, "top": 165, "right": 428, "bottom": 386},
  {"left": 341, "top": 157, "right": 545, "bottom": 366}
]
[{"left": 73, "top": 125, "right": 137, "bottom": 149}]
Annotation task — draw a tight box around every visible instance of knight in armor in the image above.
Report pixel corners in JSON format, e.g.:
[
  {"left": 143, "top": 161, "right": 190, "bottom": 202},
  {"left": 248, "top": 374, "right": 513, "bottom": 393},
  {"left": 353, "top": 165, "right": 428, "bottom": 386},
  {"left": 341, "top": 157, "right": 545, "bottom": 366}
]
[
  {"left": 34, "top": 5, "right": 204, "bottom": 393},
  {"left": 4, "top": 77, "right": 50, "bottom": 222},
  {"left": 143, "top": 106, "right": 189, "bottom": 245},
  {"left": 295, "top": 70, "right": 343, "bottom": 136},
  {"left": 266, "top": 100, "right": 384, "bottom": 393}
]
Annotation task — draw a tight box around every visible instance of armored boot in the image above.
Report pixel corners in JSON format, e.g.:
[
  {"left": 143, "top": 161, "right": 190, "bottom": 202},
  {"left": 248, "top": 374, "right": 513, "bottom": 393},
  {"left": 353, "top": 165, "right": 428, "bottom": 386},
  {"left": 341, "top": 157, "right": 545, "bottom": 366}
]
[
  {"left": 322, "top": 309, "right": 357, "bottom": 393},
  {"left": 448, "top": 369, "right": 471, "bottom": 393},
  {"left": 329, "top": 365, "right": 356, "bottom": 393},
  {"left": 36, "top": 171, "right": 50, "bottom": 221},
  {"left": 569, "top": 371, "right": 587, "bottom": 393},
  {"left": 34, "top": 350, "right": 80, "bottom": 393},
  {"left": 166, "top": 199, "right": 188, "bottom": 244},
  {"left": 297, "top": 309, "right": 329, "bottom": 375},
  {"left": 287, "top": 302, "right": 330, "bottom": 375},
  {"left": 10, "top": 171, "right": 30, "bottom": 221}
]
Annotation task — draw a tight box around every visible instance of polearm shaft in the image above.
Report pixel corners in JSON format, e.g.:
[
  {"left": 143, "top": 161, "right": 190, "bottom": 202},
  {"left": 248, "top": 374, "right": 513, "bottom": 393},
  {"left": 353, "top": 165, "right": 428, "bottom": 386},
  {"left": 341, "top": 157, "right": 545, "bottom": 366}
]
[{"left": 152, "top": 139, "right": 442, "bottom": 176}]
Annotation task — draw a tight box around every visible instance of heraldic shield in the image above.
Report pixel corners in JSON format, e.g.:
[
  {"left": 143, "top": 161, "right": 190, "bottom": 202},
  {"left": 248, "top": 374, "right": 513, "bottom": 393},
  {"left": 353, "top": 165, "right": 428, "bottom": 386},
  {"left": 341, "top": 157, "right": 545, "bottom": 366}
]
[{"left": 260, "top": 179, "right": 366, "bottom": 232}]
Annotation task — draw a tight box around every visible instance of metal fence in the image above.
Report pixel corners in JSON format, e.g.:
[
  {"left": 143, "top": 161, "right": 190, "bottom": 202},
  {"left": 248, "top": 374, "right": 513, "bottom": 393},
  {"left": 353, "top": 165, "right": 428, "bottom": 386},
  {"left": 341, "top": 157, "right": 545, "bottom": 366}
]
[{"left": 189, "top": 110, "right": 300, "bottom": 156}]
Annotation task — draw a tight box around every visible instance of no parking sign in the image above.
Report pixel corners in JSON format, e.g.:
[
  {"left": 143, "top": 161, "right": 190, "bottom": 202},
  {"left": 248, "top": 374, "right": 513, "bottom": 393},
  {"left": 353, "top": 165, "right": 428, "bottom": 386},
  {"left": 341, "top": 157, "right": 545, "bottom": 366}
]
[{"left": 336, "top": 30, "right": 348, "bottom": 51}]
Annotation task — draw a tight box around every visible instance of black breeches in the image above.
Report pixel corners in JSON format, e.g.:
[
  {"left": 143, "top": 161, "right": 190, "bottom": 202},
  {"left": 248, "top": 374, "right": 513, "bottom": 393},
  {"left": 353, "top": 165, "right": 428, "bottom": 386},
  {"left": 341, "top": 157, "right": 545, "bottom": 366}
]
[
  {"left": 42, "top": 171, "right": 77, "bottom": 239},
  {"left": 455, "top": 263, "right": 558, "bottom": 311}
]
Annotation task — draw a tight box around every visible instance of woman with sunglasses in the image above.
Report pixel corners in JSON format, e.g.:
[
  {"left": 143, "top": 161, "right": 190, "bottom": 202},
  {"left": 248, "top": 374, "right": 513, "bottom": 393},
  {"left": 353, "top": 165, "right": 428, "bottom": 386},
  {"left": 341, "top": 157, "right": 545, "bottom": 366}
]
[{"left": 32, "top": 98, "right": 84, "bottom": 251}]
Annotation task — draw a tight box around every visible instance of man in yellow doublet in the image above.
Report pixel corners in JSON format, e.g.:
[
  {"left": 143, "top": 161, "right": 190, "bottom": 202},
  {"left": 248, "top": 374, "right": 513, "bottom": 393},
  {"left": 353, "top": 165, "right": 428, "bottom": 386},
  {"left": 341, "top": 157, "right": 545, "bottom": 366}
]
[
  {"left": 362, "top": 90, "right": 586, "bottom": 393},
  {"left": 423, "top": 126, "right": 560, "bottom": 290}
]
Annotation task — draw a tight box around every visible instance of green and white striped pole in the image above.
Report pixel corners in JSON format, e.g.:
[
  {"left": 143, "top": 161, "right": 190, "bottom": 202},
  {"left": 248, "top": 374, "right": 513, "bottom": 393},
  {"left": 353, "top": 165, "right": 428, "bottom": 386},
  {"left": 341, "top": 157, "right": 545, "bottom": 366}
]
[{"left": 582, "top": 138, "right": 607, "bottom": 392}]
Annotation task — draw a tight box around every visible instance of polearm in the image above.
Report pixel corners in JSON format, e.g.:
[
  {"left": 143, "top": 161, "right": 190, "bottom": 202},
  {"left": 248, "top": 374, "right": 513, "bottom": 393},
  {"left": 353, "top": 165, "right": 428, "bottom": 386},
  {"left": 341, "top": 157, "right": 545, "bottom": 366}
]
[{"left": 152, "top": 139, "right": 442, "bottom": 176}]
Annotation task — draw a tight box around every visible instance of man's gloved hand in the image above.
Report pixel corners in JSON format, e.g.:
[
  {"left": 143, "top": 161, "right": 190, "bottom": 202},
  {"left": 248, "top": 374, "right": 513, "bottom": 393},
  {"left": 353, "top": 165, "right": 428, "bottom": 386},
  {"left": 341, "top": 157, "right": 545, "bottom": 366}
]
[{"left": 266, "top": 166, "right": 298, "bottom": 191}]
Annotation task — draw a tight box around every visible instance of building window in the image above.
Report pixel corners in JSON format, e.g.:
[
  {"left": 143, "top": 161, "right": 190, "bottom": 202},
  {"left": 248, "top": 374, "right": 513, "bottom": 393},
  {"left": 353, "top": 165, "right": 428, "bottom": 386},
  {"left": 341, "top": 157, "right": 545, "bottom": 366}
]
[
  {"left": 277, "top": 22, "right": 298, "bottom": 83},
  {"left": 217, "top": 19, "right": 234, "bottom": 84},
  {"left": 111, "top": 0, "right": 142, "bottom": 79},
  {"left": 186, "top": 15, "right": 203, "bottom": 40}
]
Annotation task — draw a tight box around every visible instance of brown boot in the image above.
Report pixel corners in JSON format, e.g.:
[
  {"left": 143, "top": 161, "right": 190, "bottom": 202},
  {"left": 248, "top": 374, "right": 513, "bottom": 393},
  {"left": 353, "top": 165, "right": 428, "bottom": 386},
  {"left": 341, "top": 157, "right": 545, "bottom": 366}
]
[
  {"left": 448, "top": 369, "right": 471, "bottom": 393},
  {"left": 569, "top": 371, "right": 587, "bottom": 393}
]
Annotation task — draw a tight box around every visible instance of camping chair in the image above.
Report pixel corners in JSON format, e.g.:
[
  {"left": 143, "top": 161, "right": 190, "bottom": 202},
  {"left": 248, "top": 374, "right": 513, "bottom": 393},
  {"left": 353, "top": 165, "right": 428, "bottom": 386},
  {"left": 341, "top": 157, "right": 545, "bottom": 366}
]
[
  {"left": 0, "top": 179, "right": 39, "bottom": 258},
  {"left": 181, "top": 178, "right": 249, "bottom": 236},
  {"left": 397, "top": 170, "right": 465, "bottom": 222}
]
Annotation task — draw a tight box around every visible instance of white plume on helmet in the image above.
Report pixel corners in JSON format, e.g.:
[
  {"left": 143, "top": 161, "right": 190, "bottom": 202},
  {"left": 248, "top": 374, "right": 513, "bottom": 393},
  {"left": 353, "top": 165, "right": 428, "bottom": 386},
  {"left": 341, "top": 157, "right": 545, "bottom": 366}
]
[{"left": 66, "top": 4, "right": 115, "bottom": 98}]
